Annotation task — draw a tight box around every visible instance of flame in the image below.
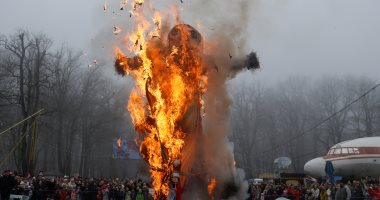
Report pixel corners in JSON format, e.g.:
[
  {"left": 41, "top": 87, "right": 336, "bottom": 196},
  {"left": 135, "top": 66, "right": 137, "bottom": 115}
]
[
  {"left": 115, "top": 0, "right": 212, "bottom": 199},
  {"left": 114, "top": 3, "right": 208, "bottom": 199},
  {"left": 117, "top": 137, "right": 121, "bottom": 148},
  {"left": 208, "top": 178, "right": 217, "bottom": 199}
]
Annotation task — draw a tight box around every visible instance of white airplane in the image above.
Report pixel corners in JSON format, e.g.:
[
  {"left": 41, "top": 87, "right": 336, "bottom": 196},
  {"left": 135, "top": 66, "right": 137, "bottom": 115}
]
[{"left": 304, "top": 137, "right": 380, "bottom": 178}]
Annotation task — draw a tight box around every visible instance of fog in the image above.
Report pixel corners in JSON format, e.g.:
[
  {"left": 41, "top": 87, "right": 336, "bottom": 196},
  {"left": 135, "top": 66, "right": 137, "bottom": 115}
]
[{"left": 1, "top": 0, "right": 379, "bottom": 83}]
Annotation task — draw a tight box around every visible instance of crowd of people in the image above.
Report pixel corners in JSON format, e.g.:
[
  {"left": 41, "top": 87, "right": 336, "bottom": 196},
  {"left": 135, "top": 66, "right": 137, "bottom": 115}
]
[
  {"left": 0, "top": 170, "right": 153, "bottom": 200},
  {"left": 2, "top": 169, "right": 380, "bottom": 200},
  {"left": 247, "top": 178, "right": 380, "bottom": 200}
]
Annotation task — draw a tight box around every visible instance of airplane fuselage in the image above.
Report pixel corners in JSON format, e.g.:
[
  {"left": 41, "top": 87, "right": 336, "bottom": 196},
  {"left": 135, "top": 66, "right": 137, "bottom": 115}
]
[{"left": 304, "top": 137, "right": 380, "bottom": 178}]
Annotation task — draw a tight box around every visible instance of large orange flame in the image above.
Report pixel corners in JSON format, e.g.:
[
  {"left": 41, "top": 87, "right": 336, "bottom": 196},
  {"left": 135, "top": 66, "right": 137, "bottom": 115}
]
[{"left": 114, "top": 5, "right": 208, "bottom": 198}]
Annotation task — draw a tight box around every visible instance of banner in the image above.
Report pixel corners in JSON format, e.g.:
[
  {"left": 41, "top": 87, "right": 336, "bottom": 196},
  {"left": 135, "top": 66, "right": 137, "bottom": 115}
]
[{"left": 113, "top": 137, "right": 142, "bottom": 160}]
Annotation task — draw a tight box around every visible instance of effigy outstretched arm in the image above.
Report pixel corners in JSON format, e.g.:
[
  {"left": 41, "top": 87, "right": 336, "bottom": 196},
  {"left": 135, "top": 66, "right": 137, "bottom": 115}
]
[{"left": 115, "top": 55, "right": 143, "bottom": 76}]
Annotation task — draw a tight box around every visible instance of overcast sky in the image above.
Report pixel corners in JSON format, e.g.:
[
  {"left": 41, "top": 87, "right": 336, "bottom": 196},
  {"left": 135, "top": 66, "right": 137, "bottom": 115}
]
[{"left": 0, "top": 0, "right": 379, "bottom": 84}]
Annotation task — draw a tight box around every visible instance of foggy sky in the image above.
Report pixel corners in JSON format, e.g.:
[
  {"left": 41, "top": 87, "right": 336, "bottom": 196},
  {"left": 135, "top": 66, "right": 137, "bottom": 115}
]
[{"left": 0, "top": 0, "right": 379, "bottom": 84}]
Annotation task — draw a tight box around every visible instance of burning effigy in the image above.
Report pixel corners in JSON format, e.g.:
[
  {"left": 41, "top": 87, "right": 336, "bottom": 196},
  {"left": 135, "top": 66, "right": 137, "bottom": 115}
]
[{"left": 113, "top": 1, "right": 259, "bottom": 199}]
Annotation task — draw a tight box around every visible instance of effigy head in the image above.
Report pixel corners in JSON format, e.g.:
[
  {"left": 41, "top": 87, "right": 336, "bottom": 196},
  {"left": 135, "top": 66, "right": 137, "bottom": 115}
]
[{"left": 168, "top": 24, "right": 203, "bottom": 53}]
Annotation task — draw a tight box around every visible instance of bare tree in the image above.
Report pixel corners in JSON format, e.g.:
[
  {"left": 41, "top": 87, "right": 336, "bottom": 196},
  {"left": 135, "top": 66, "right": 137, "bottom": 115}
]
[
  {"left": 310, "top": 76, "right": 354, "bottom": 151},
  {"left": 346, "top": 77, "right": 380, "bottom": 137},
  {"left": 271, "top": 76, "right": 312, "bottom": 171},
  {"left": 44, "top": 46, "right": 82, "bottom": 174},
  {"left": 230, "top": 81, "right": 267, "bottom": 177},
  {"left": 0, "top": 30, "right": 51, "bottom": 174}
]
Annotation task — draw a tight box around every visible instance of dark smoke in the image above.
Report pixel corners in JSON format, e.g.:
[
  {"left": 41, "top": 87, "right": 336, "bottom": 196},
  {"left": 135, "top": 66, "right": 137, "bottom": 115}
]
[
  {"left": 231, "top": 51, "right": 260, "bottom": 73},
  {"left": 246, "top": 51, "right": 261, "bottom": 70}
]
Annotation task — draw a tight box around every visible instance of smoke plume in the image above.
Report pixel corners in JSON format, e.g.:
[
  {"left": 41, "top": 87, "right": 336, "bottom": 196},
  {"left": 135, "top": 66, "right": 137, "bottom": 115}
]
[
  {"left": 183, "top": 0, "right": 260, "bottom": 199},
  {"left": 110, "top": 0, "right": 260, "bottom": 199}
]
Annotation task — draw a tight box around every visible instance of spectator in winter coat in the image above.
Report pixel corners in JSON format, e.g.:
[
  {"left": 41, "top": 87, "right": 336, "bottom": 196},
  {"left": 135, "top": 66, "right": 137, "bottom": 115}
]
[
  {"left": 350, "top": 181, "right": 364, "bottom": 200},
  {"left": 311, "top": 184, "right": 320, "bottom": 200},
  {"left": 293, "top": 186, "right": 301, "bottom": 200},
  {"left": 369, "top": 185, "right": 380, "bottom": 200},
  {"left": 327, "top": 184, "right": 335, "bottom": 200},
  {"left": 0, "top": 170, "right": 18, "bottom": 200},
  {"left": 344, "top": 182, "right": 352, "bottom": 200},
  {"left": 335, "top": 183, "right": 347, "bottom": 200},
  {"left": 320, "top": 186, "right": 328, "bottom": 200},
  {"left": 136, "top": 188, "right": 144, "bottom": 200}
]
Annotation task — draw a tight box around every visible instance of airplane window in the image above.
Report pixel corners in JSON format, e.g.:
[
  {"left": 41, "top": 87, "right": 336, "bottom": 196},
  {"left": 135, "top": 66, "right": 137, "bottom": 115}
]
[
  {"left": 341, "top": 148, "right": 348, "bottom": 154},
  {"left": 335, "top": 148, "right": 342, "bottom": 154}
]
